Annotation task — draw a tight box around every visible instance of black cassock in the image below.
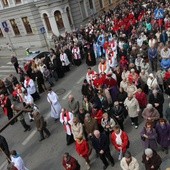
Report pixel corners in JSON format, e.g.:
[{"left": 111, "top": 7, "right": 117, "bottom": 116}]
[{"left": 85, "top": 45, "right": 96, "bottom": 66}]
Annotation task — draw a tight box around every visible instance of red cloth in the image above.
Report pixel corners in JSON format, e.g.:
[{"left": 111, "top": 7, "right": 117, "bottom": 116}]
[
  {"left": 75, "top": 140, "right": 90, "bottom": 157},
  {"left": 119, "top": 58, "right": 128, "bottom": 70},
  {"left": 111, "top": 131, "right": 129, "bottom": 153},
  {"left": 93, "top": 78, "right": 103, "bottom": 89},
  {"left": 100, "top": 74, "right": 106, "bottom": 85},
  {"left": 0, "top": 96, "right": 8, "bottom": 116},
  {"left": 135, "top": 92, "right": 147, "bottom": 108},
  {"left": 128, "top": 73, "right": 139, "bottom": 84},
  {"left": 165, "top": 21, "right": 170, "bottom": 30},
  {"left": 62, "top": 156, "right": 79, "bottom": 170},
  {"left": 164, "top": 71, "right": 170, "bottom": 81},
  {"left": 104, "top": 78, "right": 117, "bottom": 88},
  {"left": 103, "top": 42, "right": 109, "bottom": 50},
  {"left": 91, "top": 109, "right": 103, "bottom": 124}
]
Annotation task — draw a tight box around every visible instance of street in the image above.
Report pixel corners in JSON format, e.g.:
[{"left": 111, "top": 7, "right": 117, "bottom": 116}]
[{"left": 0, "top": 51, "right": 170, "bottom": 170}]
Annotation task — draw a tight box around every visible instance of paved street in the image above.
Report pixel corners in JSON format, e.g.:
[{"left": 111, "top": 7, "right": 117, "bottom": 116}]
[{"left": 0, "top": 48, "right": 170, "bottom": 170}]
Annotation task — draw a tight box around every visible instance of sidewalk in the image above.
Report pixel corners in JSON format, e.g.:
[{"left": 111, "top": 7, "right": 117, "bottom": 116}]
[{"left": 0, "top": 46, "right": 52, "bottom": 58}]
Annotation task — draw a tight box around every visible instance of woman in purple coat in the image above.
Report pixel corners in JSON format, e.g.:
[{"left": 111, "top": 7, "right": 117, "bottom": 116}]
[
  {"left": 155, "top": 118, "right": 170, "bottom": 154},
  {"left": 140, "top": 121, "right": 158, "bottom": 151}
]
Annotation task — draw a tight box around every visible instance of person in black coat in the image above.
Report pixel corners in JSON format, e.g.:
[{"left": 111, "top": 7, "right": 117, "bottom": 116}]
[
  {"left": 34, "top": 69, "right": 46, "bottom": 94},
  {"left": 0, "top": 135, "right": 10, "bottom": 161},
  {"left": 148, "top": 89, "right": 164, "bottom": 118},
  {"left": 52, "top": 55, "right": 64, "bottom": 79},
  {"left": 84, "top": 43, "right": 96, "bottom": 66},
  {"left": 112, "top": 101, "right": 125, "bottom": 130},
  {"left": 81, "top": 79, "right": 90, "bottom": 97},
  {"left": 91, "top": 130, "right": 114, "bottom": 169},
  {"left": 142, "top": 148, "right": 162, "bottom": 170}
]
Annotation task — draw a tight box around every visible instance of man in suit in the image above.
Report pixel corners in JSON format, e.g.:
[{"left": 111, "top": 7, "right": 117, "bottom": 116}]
[{"left": 91, "top": 130, "right": 114, "bottom": 170}]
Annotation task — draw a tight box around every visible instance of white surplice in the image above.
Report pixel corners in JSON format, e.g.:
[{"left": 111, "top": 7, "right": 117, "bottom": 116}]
[{"left": 47, "top": 91, "right": 61, "bottom": 119}]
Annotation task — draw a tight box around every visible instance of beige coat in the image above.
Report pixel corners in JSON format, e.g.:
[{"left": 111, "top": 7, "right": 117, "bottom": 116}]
[
  {"left": 71, "top": 122, "right": 84, "bottom": 140},
  {"left": 120, "top": 157, "right": 139, "bottom": 170},
  {"left": 124, "top": 97, "right": 140, "bottom": 118}
]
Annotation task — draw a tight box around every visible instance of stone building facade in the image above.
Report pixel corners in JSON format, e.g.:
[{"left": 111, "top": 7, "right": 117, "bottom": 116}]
[{"left": 0, "top": 0, "right": 124, "bottom": 48}]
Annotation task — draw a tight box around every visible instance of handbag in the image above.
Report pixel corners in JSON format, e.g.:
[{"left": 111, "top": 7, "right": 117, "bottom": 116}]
[
  {"left": 141, "top": 136, "right": 146, "bottom": 141},
  {"left": 141, "top": 128, "right": 146, "bottom": 141}
]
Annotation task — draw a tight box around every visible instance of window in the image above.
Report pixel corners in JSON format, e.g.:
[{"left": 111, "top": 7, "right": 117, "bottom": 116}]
[
  {"left": 10, "top": 19, "right": 20, "bottom": 35},
  {"left": 2, "top": 0, "right": 9, "bottom": 7},
  {"left": 15, "top": 0, "right": 21, "bottom": 4},
  {"left": 66, "top": 7, "right": 72, "bottom": 26},
  {"left": 43, "top": 13, "right": 52, "bottom": 32},
  {"left": 0, "top": 28, "right": 4, "bottom": 37},
  {"left": 54, "top": 10, "right": 64, "bottom": 29},
  {"left": 99, "top": 0, "right": 103, "bottom": 8},
  {"left": 22, "top": 17, "right": 33, "bottom": 34},
  {"left": 89, "top": 0, "right": 93, "bottom": 9}
]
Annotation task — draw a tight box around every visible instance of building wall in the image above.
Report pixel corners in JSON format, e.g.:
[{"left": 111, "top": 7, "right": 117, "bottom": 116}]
[{"left": 0, "top": 0, "right": 125, "bottom": 49}]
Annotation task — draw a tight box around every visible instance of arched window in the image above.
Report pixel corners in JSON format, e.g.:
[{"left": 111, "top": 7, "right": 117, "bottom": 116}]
[
  {"left": 99, "top": 0, "right": 103, "bottom": 8},
  {"left": 43, "top": 13, "right": 52, "bottom": 32},
  {"left": 54, "top": 10, "right": 64, "bottom": 29},
  {"left": 66, "top": 7, "right": 72, "bottom": 26}
]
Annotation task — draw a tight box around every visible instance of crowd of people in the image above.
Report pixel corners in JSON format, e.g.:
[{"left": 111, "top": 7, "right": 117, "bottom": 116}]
[{"left": 1, "top": 0, "right": 170, "bottom": 169}]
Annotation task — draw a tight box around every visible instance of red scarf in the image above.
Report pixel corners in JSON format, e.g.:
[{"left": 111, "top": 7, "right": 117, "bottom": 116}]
[
  {"left": 62, "top": 112, "right": 71, "bottom": 132},
  {"left": 1, "top": 96, "right": 8, "bottom": 115}
]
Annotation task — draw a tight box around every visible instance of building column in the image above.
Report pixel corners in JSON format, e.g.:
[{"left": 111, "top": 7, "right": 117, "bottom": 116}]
[
  {"left": 61, "top": 11, "right": 72, "bottom": 33},
  {"left": 48, "top": 15, "right": 60, "bottom": 36}
]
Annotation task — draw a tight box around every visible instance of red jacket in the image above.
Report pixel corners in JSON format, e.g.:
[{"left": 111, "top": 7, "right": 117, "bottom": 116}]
[
  {"left": 62, "top": 156, "right": 80, "bottom": 170},
  {"left": 111, "top": 131, "right": 129, "bottom": 153},
  {"left": 104, "top": 78, "right": 117, "bottom": 88},
  {"left": 75, "top": 140, "right": 90, "bottom": 157},
  {"left": 135, "top": 92, "right": 147, "bottom": 108},
  {"left": 91, "top": 109, "right": 103, "bottom": 125},
  {"left": 93, "top": 78, "right": 103, "bottom": 89},
  {"left": 164, "top": 71, "right": 170, "bottom": 81}
]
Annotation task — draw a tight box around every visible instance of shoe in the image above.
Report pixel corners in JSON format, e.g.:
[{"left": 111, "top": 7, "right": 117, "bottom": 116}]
[
  {"left": 103, "top": 165, "right": 108, "bottom": 170},
  {"left": 27, "top": 127, "right": 31, "bottom": 131},
  {"left": 110, "top": 162, "right": 114, "bottom": 167},
  {"left": 54, "top": 119, "right": 58, "bottom": 122},
  {"left": 24, "top": 129, "right": 28, "bottom": 132},
  {"left": 45, "top": 133, "right": 51, "bottom": 138},
  {"left": 86, "top": 162, "right": 90, "bottom": 170},
  {"left": 135, "top": 126, "right": 138, "bottom": 129},
  {"left": 30, "top": 119, "right": 33, "bottom": 122},
  {"left": 131, "top": 122, "right": 134, "bottom": 125},
  {"left": 39, "top": 138, "right": 45, "bottom": 142}
]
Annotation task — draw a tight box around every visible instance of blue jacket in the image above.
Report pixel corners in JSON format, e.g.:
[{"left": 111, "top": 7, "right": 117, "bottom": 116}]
[{"left": 148, "top": 48, "right": 158, "bottom": 60}]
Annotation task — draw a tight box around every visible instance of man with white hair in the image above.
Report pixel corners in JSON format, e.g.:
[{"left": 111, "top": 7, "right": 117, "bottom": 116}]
[
  {"left": 91, "top": 130, "right": 115, "bottom": 169},
  {"left": 142, "top": 103, "right": 160, "bottom": 122},
  {"left": 68, "top": 94, "right": 79, "bottom": 116}
]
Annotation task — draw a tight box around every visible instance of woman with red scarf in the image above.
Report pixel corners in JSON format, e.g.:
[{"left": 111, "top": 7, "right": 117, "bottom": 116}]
[{"left": 75, "top": 137, "right": 91, "bottom": 170}]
